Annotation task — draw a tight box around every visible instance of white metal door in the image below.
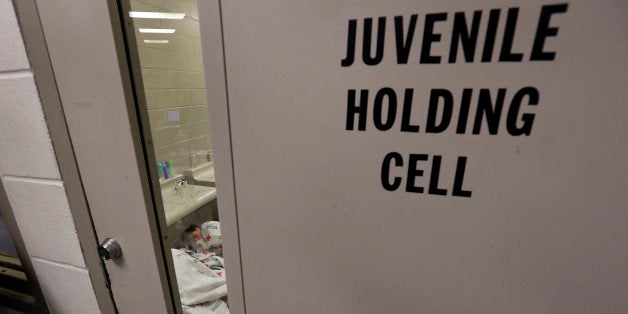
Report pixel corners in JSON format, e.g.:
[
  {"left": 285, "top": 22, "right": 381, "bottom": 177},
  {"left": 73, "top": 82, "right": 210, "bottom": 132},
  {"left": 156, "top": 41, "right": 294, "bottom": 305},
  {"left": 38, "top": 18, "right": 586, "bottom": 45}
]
[
  {"left": 34, "top": 0, "right": 244, "bottom": 312},
  {"left": 217, "top": 1, "right": 628, "bottom": 313},
  {"left": 36, "top": 1, "right": 173, "bottom": 312}
]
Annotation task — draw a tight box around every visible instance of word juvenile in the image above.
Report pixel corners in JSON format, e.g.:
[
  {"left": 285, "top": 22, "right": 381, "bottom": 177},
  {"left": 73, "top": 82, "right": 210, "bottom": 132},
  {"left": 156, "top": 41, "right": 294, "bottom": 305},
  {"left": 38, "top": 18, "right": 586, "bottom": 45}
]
[
  {"left": 341, "top": 4, "right": 568, "bottom": 197},
  {"left": 341, "top": 4, "right": 568, "bottom": 66}
]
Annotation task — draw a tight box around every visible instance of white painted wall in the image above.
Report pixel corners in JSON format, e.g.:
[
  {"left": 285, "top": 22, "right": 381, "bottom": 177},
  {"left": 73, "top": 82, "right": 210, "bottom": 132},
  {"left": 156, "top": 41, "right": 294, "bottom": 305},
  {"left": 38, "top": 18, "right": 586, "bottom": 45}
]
[{"left": 0, "top": 1, "right": 99, "bottom": 312}]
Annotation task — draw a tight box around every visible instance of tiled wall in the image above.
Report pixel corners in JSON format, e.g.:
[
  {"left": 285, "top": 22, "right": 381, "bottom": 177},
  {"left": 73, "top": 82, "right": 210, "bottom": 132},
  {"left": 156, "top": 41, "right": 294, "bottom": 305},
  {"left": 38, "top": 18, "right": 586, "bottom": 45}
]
[
  {"left": 132, "top": 0, "right": 212, "bottom": 175},
  {"left": 0, "top": 0, "right": 99, "bottom": 312}
]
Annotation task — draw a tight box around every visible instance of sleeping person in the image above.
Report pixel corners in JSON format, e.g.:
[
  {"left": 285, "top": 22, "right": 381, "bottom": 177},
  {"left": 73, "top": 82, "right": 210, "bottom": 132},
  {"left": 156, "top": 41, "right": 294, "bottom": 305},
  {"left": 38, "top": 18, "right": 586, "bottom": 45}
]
[
  {"left": 182, "top": 220, "right": 223, "bottom": 256},
  {"left": 174, "top": 221, "right": 229, "bottom": 312}
]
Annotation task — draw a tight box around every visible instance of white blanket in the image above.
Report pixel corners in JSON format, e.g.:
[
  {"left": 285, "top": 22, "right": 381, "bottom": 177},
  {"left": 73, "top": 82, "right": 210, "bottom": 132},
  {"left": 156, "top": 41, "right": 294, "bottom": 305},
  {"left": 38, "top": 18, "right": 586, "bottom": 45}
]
[
  {"left": 191, "top": 221, "right": 223, "bottom": 256},
  {"left": 172, "top": 249, "right": 229, "bottom": 311},
  {"left": 182, "top": 299, "right": 229, "bottom": 314}
]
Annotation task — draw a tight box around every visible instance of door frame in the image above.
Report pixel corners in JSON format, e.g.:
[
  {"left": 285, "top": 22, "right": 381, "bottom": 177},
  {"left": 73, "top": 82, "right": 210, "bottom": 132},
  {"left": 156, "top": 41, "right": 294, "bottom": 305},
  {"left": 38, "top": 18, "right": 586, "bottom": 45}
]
[{"left": 18, "top": 0, "right": 245, "bottom": 312}]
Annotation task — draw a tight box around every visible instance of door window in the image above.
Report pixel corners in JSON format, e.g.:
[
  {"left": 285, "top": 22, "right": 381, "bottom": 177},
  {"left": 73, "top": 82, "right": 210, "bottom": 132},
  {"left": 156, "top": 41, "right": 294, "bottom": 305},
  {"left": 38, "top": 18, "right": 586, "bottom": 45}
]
[{"left": 123, "top": 1, "right": 228, "bottom": 312}]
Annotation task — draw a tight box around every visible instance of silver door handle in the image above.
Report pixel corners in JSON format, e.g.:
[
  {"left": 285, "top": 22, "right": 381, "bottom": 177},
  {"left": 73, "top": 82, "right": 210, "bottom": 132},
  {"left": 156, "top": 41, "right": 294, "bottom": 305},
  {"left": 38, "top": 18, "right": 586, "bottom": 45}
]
[{"left": 98, "top": 238, "right": 122, "bottom": 260}]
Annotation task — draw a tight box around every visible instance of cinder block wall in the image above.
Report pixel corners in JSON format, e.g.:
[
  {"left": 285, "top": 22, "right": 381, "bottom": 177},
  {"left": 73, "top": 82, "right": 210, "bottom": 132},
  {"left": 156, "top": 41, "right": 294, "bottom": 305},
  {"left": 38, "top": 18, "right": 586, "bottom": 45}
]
[
  {"left": 133, "top": 0, "right": 213, "bottom": 174},
  {"left": 0, "top": 0, "right": 99, "bottom": 312}
]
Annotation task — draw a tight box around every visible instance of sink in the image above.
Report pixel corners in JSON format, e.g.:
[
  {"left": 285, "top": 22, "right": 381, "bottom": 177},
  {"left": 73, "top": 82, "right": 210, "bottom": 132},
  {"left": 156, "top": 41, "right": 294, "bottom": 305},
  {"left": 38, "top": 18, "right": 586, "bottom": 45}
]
[
  {"left": 184, "top": 162, "right": 215, "bottom": 187},
  {"left": 160, "top": 174, "right": 217, "bottom": 226}
]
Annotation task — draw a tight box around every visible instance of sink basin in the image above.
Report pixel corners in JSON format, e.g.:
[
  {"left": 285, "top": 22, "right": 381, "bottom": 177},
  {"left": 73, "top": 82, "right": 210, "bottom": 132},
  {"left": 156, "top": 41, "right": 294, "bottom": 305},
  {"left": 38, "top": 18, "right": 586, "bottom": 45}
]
[
  {"left": 184, "top": 162, "right": 215, "bottom": 187},
  {"left": 160, "top": 174, "right": 216, "bottom": 226}
]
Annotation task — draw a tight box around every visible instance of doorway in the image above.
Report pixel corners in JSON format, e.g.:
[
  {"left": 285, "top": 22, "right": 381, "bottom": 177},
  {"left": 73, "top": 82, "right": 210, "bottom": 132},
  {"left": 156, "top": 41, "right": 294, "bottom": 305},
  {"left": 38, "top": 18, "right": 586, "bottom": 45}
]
[
  {"left": 26, "top": 0, "right": 244, "bottom": 312},
  {"left": 119, "top": 0, "right": 231, "bottom": 312}
]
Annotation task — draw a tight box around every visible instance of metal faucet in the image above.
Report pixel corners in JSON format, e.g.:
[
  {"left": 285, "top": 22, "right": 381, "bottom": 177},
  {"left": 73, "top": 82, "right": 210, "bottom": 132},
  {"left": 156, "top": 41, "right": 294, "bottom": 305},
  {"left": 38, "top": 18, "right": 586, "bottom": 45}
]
[{"left": 174, "top": 179, "right": 187, "bottom": 194}]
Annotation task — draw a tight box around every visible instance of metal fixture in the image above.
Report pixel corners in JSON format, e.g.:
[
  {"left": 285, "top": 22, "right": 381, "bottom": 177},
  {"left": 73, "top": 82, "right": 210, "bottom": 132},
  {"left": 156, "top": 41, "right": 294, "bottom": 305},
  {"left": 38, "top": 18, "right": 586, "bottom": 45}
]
[
  {"left": 174, "top": 179, "right": 187, "bottom": 194},
  {"left": 98, "top": 238, "right": 122, "bottom": 260}
]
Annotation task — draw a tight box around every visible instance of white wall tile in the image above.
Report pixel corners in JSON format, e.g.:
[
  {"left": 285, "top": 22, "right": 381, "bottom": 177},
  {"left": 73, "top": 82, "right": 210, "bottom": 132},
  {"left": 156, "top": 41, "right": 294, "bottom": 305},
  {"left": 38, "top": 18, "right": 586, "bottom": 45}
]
[
  {"left": 2, "top": 177, "right": 85, "bottom": 268},
  {"left": 138, "top": 46, "right": 166, "bottom": 69},
  {"left": 31, "top": 258, "right": 99, "bottom": 314},
  {"left": 0, "top": 73, "right": 60, "bottom": 179},
  {"left": 0, "top": 0, "right": 30, "bottom": 72}
]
